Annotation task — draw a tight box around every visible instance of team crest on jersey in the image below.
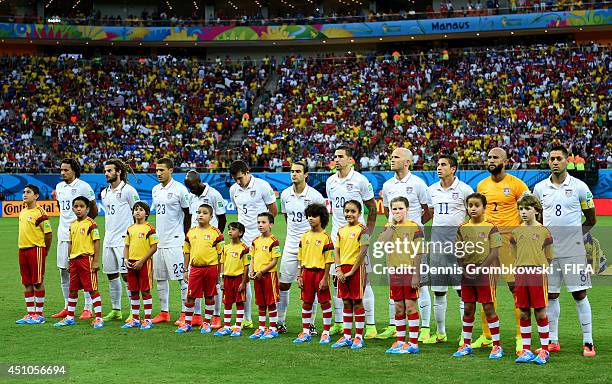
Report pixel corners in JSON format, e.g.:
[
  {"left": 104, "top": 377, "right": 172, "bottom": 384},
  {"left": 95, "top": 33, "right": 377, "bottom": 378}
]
[
  {"left": 349, "top": 232, "right": 357, "bottom": 239},
  {"left": 565, "top": 189, "right": 573, "bottom": 197},
  {"left": 452, "top": 192, "right": 459, "bottom": 199},
  {"left": 27, "top": 216, "right": 33, "bottom": 222},
  {"left": 406, "top": 186, "right": 413, "bottom": 194},
  {"left": 250, "top": 191, "right": 256, "bottom": 197},
  {"left": 167, "top": 193, "right": 173, "bottom": 199},
  {"left": 478, "top": 232, "right": 486, "bottom": 238},
  {"left": 231, "top": 252, "right": 239, "bottom": 258},
  {"left": 117, "top": 193, "right": 122, "bottom": 199},
  {"left": 304, "top": 199, "right": 311, "bottom": 205},
  {"left": 204, "top": 234, "right": 211, "bottom": 240},
  {"left": 347, "top": 183, "right": 353, "bottom": 191},
  {"left": 503, "top": 188, "right": 510, "bottom": 196},
  {"left": 532, "top": 233, "right": 540, "bottom": 240},
  {"left": 71, "top": 189, "right": 77, "bottom": 195},
  {"left": 138, "top": 232, "right": 145, "bottom": 238},
  {"left": 315, "top": 239, "right": 322, "bottom": 246},
  {"left": 262, "top": 245, "right": 268, "bottom": 251},
  {"left": 80, "top": 228, "right": 86, "bottom": 235}
]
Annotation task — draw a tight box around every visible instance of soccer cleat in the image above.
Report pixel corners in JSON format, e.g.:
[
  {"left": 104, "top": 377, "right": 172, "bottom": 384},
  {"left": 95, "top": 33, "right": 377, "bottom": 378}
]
[
  {"left": 192, "top": 314, "right": 202, "bottom": 326},
  {"left": 102, "top": 309, "right": 122, "bottom": 321},
  {"left": 309, "top": 324, "right": 318, "bottom": 336},
  {"left": 515, "top": 336, "right": 523, "bottom": 354},
  {"left": 174, "top": 312, "right": 186, "bottom": 326},
  {"left": 140, "top": 320, "right": 153, "bottom": 330},
  {"left": 350, "top": 337, "right": 365, "bottom": 350},
  {"left": 489, "top": 345, "right": 505, "bottom": 359},
  {"left": 152, "top": 312, "right": 171, "bottom": 324},
  {"left": 471, "top": 334, "right": 493, "bottom": 349},
  {"left": 54, "top": 317, "right": 76, "bottom": 327},
  {"left": 385, "top": 341, "right": 406, "bottom": 354},
  {"left": 424, "top": 333, "right": 448, "bottom": 344},
  {"left": 583, "top": 343, "right": 596, "bottom": 357},
  {"left": 124, "top": 314, "right": 133, "bottom": 323},
  {"left": 376, "top": 326, "right": 397, "bottom": 339},
  {"left": 293, "top": 332, "right": 312, "bottom": 343},
  {"left": 319, "top": 333, "right": 331, "bottom": 345},
  {"left": 533, "top": 349, "right": 550, "bottom": 365},
  {"left": 211, "top": 316, "right": 222, "bottom": 329},
  {"left": 214, "top": 327, "right": 232, "bottom": 337},
  {"left": 453, "top": 344, "right": 473, "bottom": 357},
  {"left": 548, "top": 342, "right": 560, "bottom": 352},
  {"left": 515, "top": 349, "right": 536, "bottom": 363},
  {"left": 16, "top": 315, "right": 33, "bottom": 324},
  {"left": 51, "top": 308, "right": 68, "bottom": 319},
  {"left": 261, "top": 329, "right": 279, "bottom": 339},
  {"left": 242, "top": 319, "right": 254, "bottom": 329},
  {"left": 121, "top": 319, "right": 142, "bottom": 329},
  {"left": 418, "top": 328, "right": 431, "bottom": 342},
  {"left": 27, "top": 315, "right": 46, "bottom": 324},
  {"left": 175, "top": 324, "right": 192, "bottom": 333},
  {"left": 332, "top": 337, "right": 353, "bottom": 348},
  {"left": 249, "top": 329, "right": 265, "bottom": 339},
  {"left": 79, "top": 309, "right": 93, "bottom": 320},
  {"left": 229, "top": 327, "right": 242, "bottom": 337},
  {"left": 92, "top": 319, "right": 105, "bottom": 329},
  {"left": 277, "top": 323, "right": 288, "bottom": 334},
  {"left": 329, "top": 323, "right": 343, "bottom": 335},
  {"left": 200, "top": 323, "right": 212, "bottom": 334},
  {"left": 398, "top": 342, "right": 420, "bottom": 354},
  {"left": 364, "top": 325, "right": 378, "bottom": 339}
]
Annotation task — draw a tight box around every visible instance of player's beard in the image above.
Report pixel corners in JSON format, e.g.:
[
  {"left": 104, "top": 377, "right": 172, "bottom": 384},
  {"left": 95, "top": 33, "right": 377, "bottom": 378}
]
[
  {"left": 107, "top": 175, "right": 118, "bottom": 184},
  {"left": 488, "top": 163, "right": 504, "bottom": 175}
]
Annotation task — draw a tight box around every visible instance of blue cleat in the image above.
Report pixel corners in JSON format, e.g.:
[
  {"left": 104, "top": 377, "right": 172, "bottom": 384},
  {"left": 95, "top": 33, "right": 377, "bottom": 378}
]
[
  {"left": 533, "top": 349, "right": 550, "bottom": 365},
  {"left": 121, "top": 320, "right": 141, "bottom": 329},
  {"left": 331, "top": 337, "right": 353, "bottom": 348},
  {"left": 16, "top": 315, "right": 33, "bottom": 324},
  {"left": 200, "top": 323, "right": 212, "bottom": 334},
  {"left": 92, "top": 319, "right": 104, "bottom": 329},
  {"left": 214, "top": 327, "right": 232, "bottom": 337},
  {"left": 515, "top": 349, "right": 536, "bottom": 363},
  {"left": 175, "top": 324, "right": 192, "bottom": 333},
  {"left": 398, "top": 342, "right": 420, "bottom": 354},
  {"left": 453, "top": 344, "right": 473, "bottom": 357},
  {"left": 229, "top": 327, "right": 242, "bottom": 337},
  {"left": 319, "top": 334, "right": 331, "bottom": 345},
  {"left": 350, "top": 337, "right": 365, "bottom": 350},
  {"left": 140, "top": 320, "right": 153, "bottom": 330},
  {"left": 386, "top": 341, "right": 406, "bottom": 354},
  {"left": 293, "top": 332, "right": 312, "bottom": 343},
  {"left": 489, "top": 345, "right": 505, "bottom": 359},
  {"left": 54, "top": 317, "right": 76, "bottom": 327},
  {"left": 261, "top": 329, "right": 279, "bottom": 339},
  {"left": 26, "top": 315, "right": 45, "bottom": 324},
  {"left": 249, "top": 329, "right": 265, "bottom": 339}
]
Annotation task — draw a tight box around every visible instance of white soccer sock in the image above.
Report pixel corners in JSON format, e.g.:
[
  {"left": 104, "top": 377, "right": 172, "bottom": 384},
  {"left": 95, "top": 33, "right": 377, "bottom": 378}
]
[
  {"left": 434, "top": 294, "right": 447, "bottom": 335},
  {"left": 459, "top": 300, "right": 465, "bottom": 320},
  {"left": 388, "top": 299, "right": 396, "bottom": 326},
  {"left": 157, "top": 280, "right": 169, "bottom": 312},
  {"left": 214, "top": 284, "right": 222, "bottom": 317},
  {"left": 333, "top": 285, "right": 344, "bottom": 323},
  {"left": 109, "top": 277, "right": 122, "bottom": 310},
  {"left": 278, "top": 289, "right": 290, "bottom": 324},
  {"left": 418, "top": 287, "right": 431, "bottom": 328},
  {"left": 575, "top": 297, "right": 593, "bottom": 344},
  {"left": 311, "top": 295, "right": 319, "bottom": 325},
  {"left": 194, "top": 298, "right": 202, "bottom": 315},
  {"left": 547, "top": 298, "right": 560, "bottom": 343},
  {"left": 363, "top": 283, "right": 375, "bottom": 325},
  {"left": 83, "top": 291, "right": 92, "bottom": 311},
  {"left": 180, "top": 279, "right": 188, "bottom": 312},
  {"left": 245, "top": 282, "right": 252, "bottom": 321},
  {"left": 60, "top": 269, "right": 70, "bottom": 308}
]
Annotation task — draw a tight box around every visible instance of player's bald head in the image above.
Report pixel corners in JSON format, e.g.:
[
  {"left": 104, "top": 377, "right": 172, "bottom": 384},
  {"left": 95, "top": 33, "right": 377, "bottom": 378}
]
[
  {"left": 392, "top": 147, "right": 413, "bottom": 162},
  {"left": 488, "top": 147, "right": 507, "bottom": 160},
  {"left": 184, "top": 170, "right": 202, "bottom": 193},
  {"left": 185, "top": 170, "right": 201, "bottom": 182}
]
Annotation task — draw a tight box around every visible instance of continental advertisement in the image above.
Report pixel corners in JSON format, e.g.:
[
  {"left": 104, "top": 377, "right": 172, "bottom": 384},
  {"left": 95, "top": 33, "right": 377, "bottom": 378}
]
[{"left": 2, "top": 200, "right": 60, "bottom": 218}]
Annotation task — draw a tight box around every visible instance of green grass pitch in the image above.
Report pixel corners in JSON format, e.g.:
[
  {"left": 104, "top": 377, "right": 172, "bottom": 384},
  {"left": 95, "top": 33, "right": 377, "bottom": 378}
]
[{"left": 0, "top": 215, "right": 610, "bottom": 383}]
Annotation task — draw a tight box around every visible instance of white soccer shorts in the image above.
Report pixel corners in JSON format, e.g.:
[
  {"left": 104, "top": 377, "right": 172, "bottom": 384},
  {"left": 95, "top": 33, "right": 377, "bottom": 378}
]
[
  {"left": 548, "top": 255, "right": 592, "bottom": 294},
  {"left": 56, "top": 240, "right": 70, "bottom": 269},
  {"left": 102, "top": 246, "right": 127, "bottom": 274},
  {"left": 153, "top": 247, "right": 184, "bottom": 281}
]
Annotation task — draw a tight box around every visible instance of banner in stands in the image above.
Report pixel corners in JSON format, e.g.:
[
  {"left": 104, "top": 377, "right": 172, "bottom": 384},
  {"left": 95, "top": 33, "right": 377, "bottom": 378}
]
[
  {"left": 0, "top": 9, "right": 609, "bottom": 42},
  {"left": 1, "top": 170, "right": 611, "bottom": 216},
  {"left": 2, "top": 200, "right": 60, "bottom": 218}
]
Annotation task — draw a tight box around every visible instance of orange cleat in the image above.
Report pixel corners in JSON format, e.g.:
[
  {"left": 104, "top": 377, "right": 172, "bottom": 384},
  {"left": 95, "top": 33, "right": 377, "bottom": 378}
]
[
  {"left": 548, "top": 343, "right": 560, "bottom": 353},
  {"left": 51, "top": 308, "right": 68, "bottom": 319},
  {"left": 192, "top": 314, "right": 203, "bottom": 326},
  {"left": 152, "top": 311, "right": 171, "bottom": 324},
  {"left": 211, "top": 316, "right": 222, "bottom": 329},
  {"left": 79, "top": 309, "right": 93, "bottom": 320},
  {"left": 583, "top": 344, "right": 596, "bottom": 357},
  {"left": 174, "top": 312, "right": 186, "bottom": 326}
]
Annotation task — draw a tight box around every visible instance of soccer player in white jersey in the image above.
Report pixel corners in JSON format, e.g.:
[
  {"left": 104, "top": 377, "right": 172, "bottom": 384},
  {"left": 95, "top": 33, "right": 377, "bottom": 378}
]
[
  {"left": 51, "top": 158, "right": 98, "bottom": 320},
  {"left": 229, "top": 160, "right": 278, "bottom": 329},
  {"left": 378, "top": 147, "right": 432, "bottom": 341},
  {"left": 424, "top": 155, "right": 473, "bottom": 344},
  {"left": 278, "top": 161, "right": 326, "bottom": 333},
  {"left": 326, "top": 145, "right": 378, "bottom": 338},
  {"left": 184, "top": 170, "right": 227, "bottom": 328},
  {"left": 533, "top": 145, "right": 597, "bottom": 357},
  {"left": 100, "top": 158, "right": 140, "bottom": 322},
  {"left": 151, "top": 158, "right": 191, "bottom": 325}
]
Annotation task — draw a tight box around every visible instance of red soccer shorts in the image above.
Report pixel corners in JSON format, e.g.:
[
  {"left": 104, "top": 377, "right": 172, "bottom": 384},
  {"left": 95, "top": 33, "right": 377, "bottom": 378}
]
[
  {"left": 389, "top": 273, "right": 419, "bottom": 301},
  {"left": 301, "top": 268, "right": 331, "bottom": 304},
  {"left": 19, "top": 247, "right": 46, "bottom": 285},
  {"left": 337, "top": 264, "right": 365, "bottom": 300},
  {"left": 127, "top": 259, "right": 153, "bottom": 292},
  {"left": 254, "top": 271, "right": 279, "bottom": 307},
  {"left": 69, "top": 255, "right": 98, "bottom": 292},
  {"left": 514, "top": 272, "right": 548, "bottom": 309},
  {"left": 188, "top": 265, "right": 218, "bottom": 299},
  {"left": 223, "top": 275, "right": 246, "bottom": 304},
  {"left": 461, "top": 273, "right": 496, "bottom": 304}
]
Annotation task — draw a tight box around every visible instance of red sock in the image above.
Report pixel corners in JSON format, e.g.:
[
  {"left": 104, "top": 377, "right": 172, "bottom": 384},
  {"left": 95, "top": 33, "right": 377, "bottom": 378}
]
[
  {"left": 320, "top": 301, "right": 332, "bottom": 333},
  {"left": 91, "top": 292, "right": 102, "bottom": 320},
  {"left": 462, "top": 316, "right": 475, "bottom": 345},
  {"left": 258, "top": 306, "right": 267, "bottom": 330},
  {"left": 204, "top": 298, "right": 214, "bottom": 324},
  {"left": 520, "top": 318, "right": 532, "bottom": 351},
  {"left": 184, "top": 301, "right": 194, "bottom": 326},
  {"left": 302, "top": 303, "right": 313, "bottom": 334},
  {"left": 235, "top": 302, "right": 244, "bottom": 327},
  {"left": 407, "top": 312, "right": 419, "bottom": 345},
  {"left": 395, "top": 313, "right": 406, "bottom": 342},
  {"left": 131, "top": 294, "right": 141, "bottom": 321},
  {"left": 343, "top": 308, "right": 353, "bottom": 339},
  {"left": 34, "top": 290, "right": 45, "bottom": 315},
  {"left": 354, "top": 307, "right": 365, "bottom": 339},
  {"left": 487, "top": 315, "right": 501, "bottom": 347},
  {"left": 67, "top": 293, "right": 78, "bottom": 318},
  {"left": 24, "top": 291, "right": 35, "bottom": 315},
  {"left": 537, "top": 317, "right": 549, "bottom": 351},
  {"left": 268, "top": 303, "right": 277, "bottom": 331},
  {"left": 142, "top": 293, "right": 152, "bottom": 320},
  {"left": 224, "top": 303, "right": 232, "bottom": 327}
]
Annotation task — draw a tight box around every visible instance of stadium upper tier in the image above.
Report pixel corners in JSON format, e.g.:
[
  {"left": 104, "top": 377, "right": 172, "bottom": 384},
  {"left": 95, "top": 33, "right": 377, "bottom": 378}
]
[{"left": 0, "top": 42, "right": 609, "bottom": 173}]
